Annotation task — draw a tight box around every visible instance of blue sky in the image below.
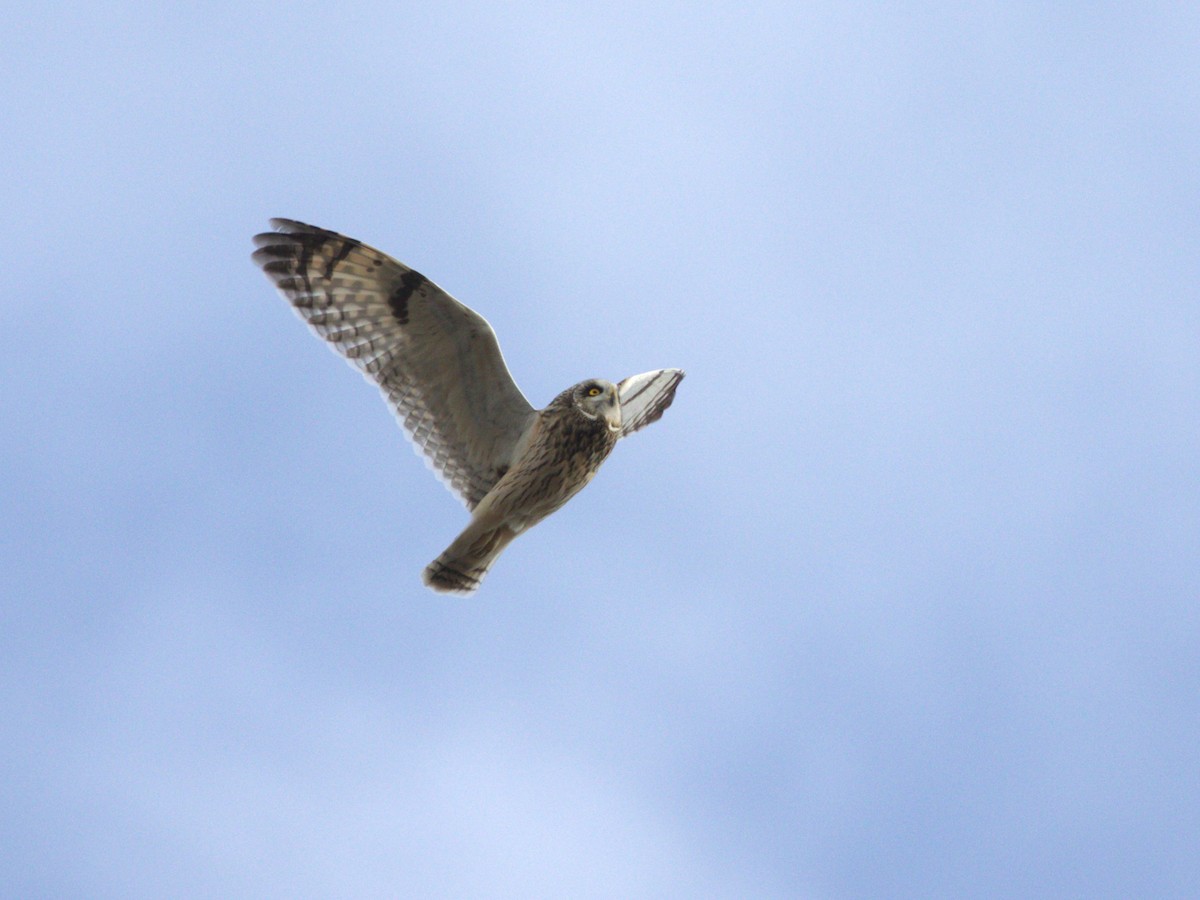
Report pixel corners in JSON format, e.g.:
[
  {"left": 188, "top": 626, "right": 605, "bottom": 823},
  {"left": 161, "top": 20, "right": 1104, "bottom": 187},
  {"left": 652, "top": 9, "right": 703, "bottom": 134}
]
[{"left": 3, "top": 3, "right": 1198, "bottom": 897}]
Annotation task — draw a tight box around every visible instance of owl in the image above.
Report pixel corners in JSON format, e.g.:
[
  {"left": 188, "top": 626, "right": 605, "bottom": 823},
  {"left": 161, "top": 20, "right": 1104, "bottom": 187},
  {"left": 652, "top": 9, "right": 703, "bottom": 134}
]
[{"left": 251, "top": 219, "right": 683, "bottom": 595}]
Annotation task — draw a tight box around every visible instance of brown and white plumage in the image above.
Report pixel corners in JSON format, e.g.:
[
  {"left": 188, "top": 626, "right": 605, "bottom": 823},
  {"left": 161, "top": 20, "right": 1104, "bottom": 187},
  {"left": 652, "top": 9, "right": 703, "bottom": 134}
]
[{"left": 251, "top": 218, "right": 683, "bottom": 595}]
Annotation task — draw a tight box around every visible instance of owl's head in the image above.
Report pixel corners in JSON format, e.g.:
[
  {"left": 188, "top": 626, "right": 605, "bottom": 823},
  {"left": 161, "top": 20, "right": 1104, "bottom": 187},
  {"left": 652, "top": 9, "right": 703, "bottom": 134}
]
[{"left": 570, "top": 379, "right": 622, "bottom": 432}]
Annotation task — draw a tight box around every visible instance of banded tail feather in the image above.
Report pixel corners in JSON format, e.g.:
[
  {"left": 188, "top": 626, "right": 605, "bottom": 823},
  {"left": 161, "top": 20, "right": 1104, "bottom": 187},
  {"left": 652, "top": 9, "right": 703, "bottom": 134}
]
[{"left": 422, "top": 522, "right": 517, "bottom": 595}]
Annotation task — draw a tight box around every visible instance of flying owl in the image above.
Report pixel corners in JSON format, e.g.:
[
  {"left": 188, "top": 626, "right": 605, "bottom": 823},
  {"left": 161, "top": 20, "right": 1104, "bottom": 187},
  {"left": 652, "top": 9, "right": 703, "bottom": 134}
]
[{"left": 251, "top": 219, "right": 683, "bottom": 595}]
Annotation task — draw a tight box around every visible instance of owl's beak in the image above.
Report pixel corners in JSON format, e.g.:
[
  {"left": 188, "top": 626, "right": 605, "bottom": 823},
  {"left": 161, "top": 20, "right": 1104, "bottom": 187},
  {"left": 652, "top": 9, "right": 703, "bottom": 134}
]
[{"left": 604, "top": 391, "right": 622, "bottom": 432}]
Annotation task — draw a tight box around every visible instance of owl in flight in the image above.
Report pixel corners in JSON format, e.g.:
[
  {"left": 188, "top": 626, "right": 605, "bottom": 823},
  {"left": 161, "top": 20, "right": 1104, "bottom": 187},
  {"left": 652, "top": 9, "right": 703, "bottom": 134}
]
[{"left": 252, "top": 219, "right": 683, "bottom": 595}]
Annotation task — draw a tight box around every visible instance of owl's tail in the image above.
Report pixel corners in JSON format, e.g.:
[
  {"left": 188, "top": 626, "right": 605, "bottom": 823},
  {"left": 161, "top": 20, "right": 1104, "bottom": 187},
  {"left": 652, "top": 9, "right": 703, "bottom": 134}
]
[{"left": 422, "top": 520, "right": 518, "bottom": 595}]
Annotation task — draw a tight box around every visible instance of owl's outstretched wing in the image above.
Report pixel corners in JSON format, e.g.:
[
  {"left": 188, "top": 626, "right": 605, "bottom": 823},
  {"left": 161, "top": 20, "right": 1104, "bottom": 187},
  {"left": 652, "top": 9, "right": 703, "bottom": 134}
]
[
  {"left": 616, "top": 369, "right": 685, "bottom": 437},
  {"left": 252, "top": 218, "right": 536, "bottom": 510}
]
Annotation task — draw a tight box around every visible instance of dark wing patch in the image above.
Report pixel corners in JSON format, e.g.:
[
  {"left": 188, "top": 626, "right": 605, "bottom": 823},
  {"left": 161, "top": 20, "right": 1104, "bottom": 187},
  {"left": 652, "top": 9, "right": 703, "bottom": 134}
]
[{"left": 387, "top": 270, "right": 425, "bottom": 325}]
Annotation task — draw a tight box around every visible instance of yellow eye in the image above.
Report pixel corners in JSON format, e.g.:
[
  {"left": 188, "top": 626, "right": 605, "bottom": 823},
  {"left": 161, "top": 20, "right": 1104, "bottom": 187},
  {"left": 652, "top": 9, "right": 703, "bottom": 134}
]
[{"left": 587, "top": 386, "right": 602, "bottom": 397}]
